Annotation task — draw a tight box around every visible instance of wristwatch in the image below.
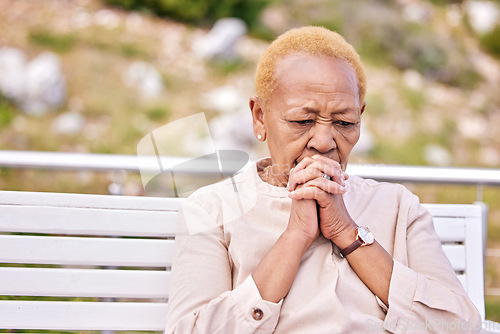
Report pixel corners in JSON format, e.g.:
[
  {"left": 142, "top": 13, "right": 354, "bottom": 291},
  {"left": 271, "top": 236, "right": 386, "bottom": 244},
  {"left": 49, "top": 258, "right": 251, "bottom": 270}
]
[{"left": 340, "top": 226, "right": 374, "bottom": 258}]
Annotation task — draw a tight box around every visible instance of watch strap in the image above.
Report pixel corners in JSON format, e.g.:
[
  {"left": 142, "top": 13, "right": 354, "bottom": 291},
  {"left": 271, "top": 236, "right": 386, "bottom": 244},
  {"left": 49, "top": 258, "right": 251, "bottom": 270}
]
[{"left": 340, "top": 238, "right": 363, "bottom": 258}]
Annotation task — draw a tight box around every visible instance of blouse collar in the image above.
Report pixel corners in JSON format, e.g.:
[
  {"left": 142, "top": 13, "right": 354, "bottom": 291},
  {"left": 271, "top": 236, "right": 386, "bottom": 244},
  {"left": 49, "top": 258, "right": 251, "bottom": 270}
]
[{"left": 243, "top": 157, "right": 290, "bottom": 198}]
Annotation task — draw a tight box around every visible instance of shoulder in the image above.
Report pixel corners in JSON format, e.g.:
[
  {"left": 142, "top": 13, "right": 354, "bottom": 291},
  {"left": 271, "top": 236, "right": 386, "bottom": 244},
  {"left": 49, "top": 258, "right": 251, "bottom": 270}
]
[
  {"left": 346, "top": 176, "right": 429, "bottom": 231},
  {"left": 181, "top": 163, "right": 253, "bottom": 213},
  {"left": 347, "top": 174, "right": 412, "bottom": 197},
  {"left": 346, "top": 175, "right": 421, "bottom": 214}
]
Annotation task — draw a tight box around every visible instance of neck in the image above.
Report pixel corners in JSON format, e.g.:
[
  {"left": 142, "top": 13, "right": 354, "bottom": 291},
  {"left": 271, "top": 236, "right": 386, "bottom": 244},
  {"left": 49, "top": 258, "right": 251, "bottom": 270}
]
[{"left": 260, "top": 164, "right": 289, "bottom": 187}]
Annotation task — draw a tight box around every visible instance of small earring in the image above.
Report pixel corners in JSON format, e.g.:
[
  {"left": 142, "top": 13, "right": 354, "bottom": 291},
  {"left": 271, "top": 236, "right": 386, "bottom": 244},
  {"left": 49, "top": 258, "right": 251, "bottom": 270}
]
[{"left": 257, "top": 134, "right": 262, "bottom": 141}]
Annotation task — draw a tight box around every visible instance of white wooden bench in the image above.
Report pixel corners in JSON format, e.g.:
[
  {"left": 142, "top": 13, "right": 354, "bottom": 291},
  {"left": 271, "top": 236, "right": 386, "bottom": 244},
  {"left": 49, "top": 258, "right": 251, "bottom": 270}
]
[{"left": 0, "top": 190, "right": 488, "bottom": 331}]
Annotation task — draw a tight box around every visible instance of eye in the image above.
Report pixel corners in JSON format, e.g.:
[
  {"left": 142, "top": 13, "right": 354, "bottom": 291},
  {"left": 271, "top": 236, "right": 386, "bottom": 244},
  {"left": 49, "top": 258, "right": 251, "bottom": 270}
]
[
  {"left": 336, "top": 121, "right": 356, "bottom": 127},
  {"left": 292, "top": 120, "right": 314, "bottom": 126}
]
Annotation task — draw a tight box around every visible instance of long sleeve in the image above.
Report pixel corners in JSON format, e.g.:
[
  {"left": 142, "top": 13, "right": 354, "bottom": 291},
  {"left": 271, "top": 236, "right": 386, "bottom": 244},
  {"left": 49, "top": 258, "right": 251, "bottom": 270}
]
[
  {"left": 164, "top": 196, "right": 282, "bottom": 334},
  {"left": 382, "top": 192, "right": 482, "bottom": 333}
]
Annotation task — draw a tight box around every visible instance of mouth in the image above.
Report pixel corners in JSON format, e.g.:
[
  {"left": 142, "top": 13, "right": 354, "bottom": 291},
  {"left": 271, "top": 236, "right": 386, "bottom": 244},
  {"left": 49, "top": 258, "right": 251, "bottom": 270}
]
[{"left": 292, "top": 155, "right": 346, "bottom": 172}]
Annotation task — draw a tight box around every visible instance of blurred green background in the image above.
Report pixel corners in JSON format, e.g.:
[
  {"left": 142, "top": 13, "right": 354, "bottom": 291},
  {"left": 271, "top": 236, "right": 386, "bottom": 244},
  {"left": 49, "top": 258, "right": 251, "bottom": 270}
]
[{"left": 0, "top": 0, "right": 500, "bottom": 324}]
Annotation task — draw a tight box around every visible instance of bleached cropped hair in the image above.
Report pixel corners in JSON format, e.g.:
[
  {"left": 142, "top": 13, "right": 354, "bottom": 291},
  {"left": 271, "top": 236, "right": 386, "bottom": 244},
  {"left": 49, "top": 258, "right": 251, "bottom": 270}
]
[{"left": 255, "top": 26, "right": 366, "bottom": 105}]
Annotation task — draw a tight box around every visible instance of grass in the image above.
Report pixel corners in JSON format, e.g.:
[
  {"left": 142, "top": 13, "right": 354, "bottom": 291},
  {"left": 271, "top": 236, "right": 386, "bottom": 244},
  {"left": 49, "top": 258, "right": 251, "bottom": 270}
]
[
  {"left": 146, "top": 105, "right": 171, "bottom": 121},
  {"left": 400, "top": 85, "right": 427, "bottom": 113},
  {"left": 0, "top": 95, "right": 16, "bottom": 128},
  {"left": 28, "top": 29, "right": 78, "bottom": 53},
  {"left": 486, "top": 296, "right": 500, "bottom": 322}
]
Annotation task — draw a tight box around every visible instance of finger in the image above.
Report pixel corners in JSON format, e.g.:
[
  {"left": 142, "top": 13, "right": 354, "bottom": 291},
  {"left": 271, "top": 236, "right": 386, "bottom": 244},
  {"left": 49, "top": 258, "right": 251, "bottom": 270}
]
[
  {"left": 288, "top": 179, "right": 346, "bottom": 200},
  {"left": 304, "top": 176, "right": 347, "bottom": 196},
  {"left": 287, "top": 157, "right": 316, "bottom": 190},
  {"left": 321, "top": 176, "right": 346, "bottom": 195},
  {"left": 288, "top": 166, "right": 324, "bottom": 191},
  {"left": 290, "top": 156, "right": 315, "bottom": 176},
  {"left": 289, "top": 158, "right": 344, "bottom": 191},
  {"left": 311, "top": 155, "right": 348, "bottom": 176},
  {"left": 311, "top": 155, "right": 344, "bottom": 182}
]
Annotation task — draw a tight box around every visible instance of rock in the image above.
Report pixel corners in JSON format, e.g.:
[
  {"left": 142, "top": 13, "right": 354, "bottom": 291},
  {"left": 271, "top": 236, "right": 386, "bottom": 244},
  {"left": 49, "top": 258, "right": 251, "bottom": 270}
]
[
  {"left": 72, "top": 10, "right": 92, "bottom": 29},
  {"left": 0, "top": 48, "right": 66, "bottom": 116},
  {"left": 464, "top": 1, "right": 499, "bottom": 34},
  {"left": 126, "top": 12, "right": 143, "bottom": 31},
  {"left": 457, "top": 114, "right": 488, "bottom": 139},
  {"left": 446, "top": 4, "right": 463, "bottom": 28},
  {"left": 52, "top": 111, "right": 85, "bottom": 135},
  {"left": 0, "top": 47, "right": 26, "bottom": 102},
  {"left": 122, "top": 61, "right": 164, "bottom": 99},
  {"left": 94, "top": 9, "right": 120, "bottom": 29},
  {"left": 479, "top": 146, "right": 500, "bottom": 166},
  {"left": 22, "top": 52, "right": 66, "bottom": 116},
  {"left": 402, "top": 2, "right": 432, "bottom": 23},
  {"left": 260, "top": 6, "right": 289, "bottom": 33},
  {"left": 352, "top": 124, "right": 374, "bottom": 155},
  {"left": 193, "top": 18, "right": 247, "bottom": 60},
  {"left": 425, "top": 144, "right": 452, "bottom": 166},
  {"left": 201, "top": 85, "right": 247, "bottom": 114},
  {"left": 403, "top": 69, "right": 424, "bottom": 90},
  {"left": 209, "top": 111, "right": 255, "bottom": 153}
]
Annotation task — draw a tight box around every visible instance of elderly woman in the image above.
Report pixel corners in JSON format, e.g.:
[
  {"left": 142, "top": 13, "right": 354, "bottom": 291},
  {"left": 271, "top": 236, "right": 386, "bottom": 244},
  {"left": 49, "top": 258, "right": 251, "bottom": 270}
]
[{"left": 165, "top": 26, "right": 481, "bottom": 333}]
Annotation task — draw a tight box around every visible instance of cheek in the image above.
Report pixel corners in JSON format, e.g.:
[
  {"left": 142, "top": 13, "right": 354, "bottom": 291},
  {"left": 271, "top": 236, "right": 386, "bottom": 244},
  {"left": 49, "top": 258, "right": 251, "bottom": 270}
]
[{"left": 338, "top": 128, "right": 361, "bottom": 150}]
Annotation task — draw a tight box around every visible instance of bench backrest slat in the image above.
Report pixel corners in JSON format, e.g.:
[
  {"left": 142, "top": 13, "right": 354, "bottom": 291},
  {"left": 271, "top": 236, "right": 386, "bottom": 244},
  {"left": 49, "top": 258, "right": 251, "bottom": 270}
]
[
  {"left": 0, "top": 190, "right": 182, "bottom": 211},
  {"left": 0, "top": 205, "right": 177, "bottom": 237},
  {"left": 433, "top": 217, "right": 466, "bottom": 242},
  {"left": 0, "top": 267, "right": 170, "bottom": 298},
  {"left": 441, "top": 244, "right": 466, "bottom": 271},
  {"left": 0, "top": 235, "right": 175, "bottom": 267},
  {"left": 0, "top": 300, "right": 168, "bottom": 331}
]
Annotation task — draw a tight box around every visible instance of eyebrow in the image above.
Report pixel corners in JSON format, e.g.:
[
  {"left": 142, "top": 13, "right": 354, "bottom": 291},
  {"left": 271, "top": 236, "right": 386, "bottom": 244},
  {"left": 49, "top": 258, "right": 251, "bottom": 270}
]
[{"left": 302, "top": 107, "right": 357, "bottom": 115}]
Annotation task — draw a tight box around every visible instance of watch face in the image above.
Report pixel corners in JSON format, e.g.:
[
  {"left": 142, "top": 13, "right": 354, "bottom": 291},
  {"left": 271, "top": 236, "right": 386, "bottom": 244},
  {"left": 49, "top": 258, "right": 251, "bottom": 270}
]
[{"left": 358, "top": 226, "right": 374, "bottom": 244}]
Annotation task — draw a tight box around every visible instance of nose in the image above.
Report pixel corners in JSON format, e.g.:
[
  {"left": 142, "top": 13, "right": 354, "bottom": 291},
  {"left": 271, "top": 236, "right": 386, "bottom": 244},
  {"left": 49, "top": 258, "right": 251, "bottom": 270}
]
[{"left": 307, "top": 123, "right": 336, "bottom": 154}]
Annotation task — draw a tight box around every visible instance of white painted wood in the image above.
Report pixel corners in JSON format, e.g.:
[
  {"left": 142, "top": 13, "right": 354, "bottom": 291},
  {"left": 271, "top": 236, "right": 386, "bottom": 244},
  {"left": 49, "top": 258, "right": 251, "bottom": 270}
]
[
  {"left": 0, "top": 267, "right": 170, "bottom": 298},
  {"left": 0, "top": 190, "right": 182, "bottom": 211},
  {"left": 422, "top": 203, "right": 482, "bottom": 218},
  {"left": 465, "top": 212, "right": 486, "bottom": 320},
  {"left": 0, "top": 205, "right": 177, "bottom": 237},
  {"left": 457, "top": 274, "right": 466, "bottom": 288},
  {"left": 432, "top": 217, "right": 466, "bottom": 243},
  {"left": 424, "top": 203, "right": 485, "bottom": 320},
  {"left": 0, "top": 300, "right": 168, "bottom": 330},
  {"left": 0, "top": 235, "right": 174, "bottom": 267},
  {"left": 442, "top": 245, "right": 466, "bottom": 271},
  {"left": 0, "top": 191, "right": 490, "bottom": 329}
]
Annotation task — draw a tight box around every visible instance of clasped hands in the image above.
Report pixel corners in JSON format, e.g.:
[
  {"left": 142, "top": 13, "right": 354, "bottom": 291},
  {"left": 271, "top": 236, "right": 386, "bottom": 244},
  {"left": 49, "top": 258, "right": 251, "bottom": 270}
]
[{"left": 286, "top": 155, "right": 357, "bottom": 249}]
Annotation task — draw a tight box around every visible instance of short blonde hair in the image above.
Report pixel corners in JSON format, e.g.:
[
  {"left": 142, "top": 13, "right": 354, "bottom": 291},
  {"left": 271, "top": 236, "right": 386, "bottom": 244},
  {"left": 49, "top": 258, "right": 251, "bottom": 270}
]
[{"left": 255, "top": 26, "right": 366, "bottom": 105}]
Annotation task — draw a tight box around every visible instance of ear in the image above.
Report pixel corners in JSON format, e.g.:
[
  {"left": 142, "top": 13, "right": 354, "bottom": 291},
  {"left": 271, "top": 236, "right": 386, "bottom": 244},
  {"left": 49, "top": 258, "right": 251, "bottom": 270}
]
[
  {"left": 360, "top": 101, "right": 366, "bottom": 115},
  {"left": 249, "top": 96, "right": 266, "bottom": 141}
]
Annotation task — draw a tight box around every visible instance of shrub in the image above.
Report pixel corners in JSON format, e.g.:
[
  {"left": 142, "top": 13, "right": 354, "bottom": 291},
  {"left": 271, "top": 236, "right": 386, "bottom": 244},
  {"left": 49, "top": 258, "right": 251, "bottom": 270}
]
[
  {"left": 105, "top": 0, "right": 273, "bottom": 29},
  {"left": 480, "top": 25, "right": 500, "bottom": 58}
]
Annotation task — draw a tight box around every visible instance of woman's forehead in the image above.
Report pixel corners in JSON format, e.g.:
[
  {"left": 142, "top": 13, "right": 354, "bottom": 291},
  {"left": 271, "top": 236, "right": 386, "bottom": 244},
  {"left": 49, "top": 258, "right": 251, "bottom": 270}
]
[{"left": 272, "top": 54, "right": 360, "bottom": 103}]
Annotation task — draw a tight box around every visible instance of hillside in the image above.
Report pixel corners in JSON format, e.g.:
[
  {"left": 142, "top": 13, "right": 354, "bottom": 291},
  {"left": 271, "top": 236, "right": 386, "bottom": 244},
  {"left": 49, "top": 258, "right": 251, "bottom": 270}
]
[{"left": 1, "top": 0, "right": 500, "bottom": 320}]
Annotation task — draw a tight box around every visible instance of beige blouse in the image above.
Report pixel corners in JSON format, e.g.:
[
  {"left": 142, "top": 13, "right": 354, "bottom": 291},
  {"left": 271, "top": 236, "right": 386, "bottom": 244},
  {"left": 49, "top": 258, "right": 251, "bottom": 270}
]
[{"left": 165, "top": 159, "right": 481, "bottom": 333}]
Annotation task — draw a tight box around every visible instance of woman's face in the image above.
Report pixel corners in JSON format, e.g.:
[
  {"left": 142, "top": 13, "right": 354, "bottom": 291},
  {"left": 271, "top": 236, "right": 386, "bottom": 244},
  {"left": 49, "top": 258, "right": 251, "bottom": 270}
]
[{"left": 252, "top": 53, "right": 365, "bottom": 175}]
